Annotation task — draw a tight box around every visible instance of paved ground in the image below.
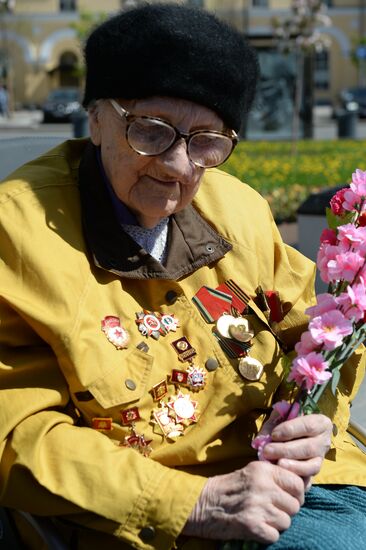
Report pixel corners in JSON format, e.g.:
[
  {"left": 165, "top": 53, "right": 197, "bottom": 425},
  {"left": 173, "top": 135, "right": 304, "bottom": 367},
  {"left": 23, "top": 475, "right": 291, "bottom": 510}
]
[{"left": 0, "top": 108, "right": 365, "bottom": 441}]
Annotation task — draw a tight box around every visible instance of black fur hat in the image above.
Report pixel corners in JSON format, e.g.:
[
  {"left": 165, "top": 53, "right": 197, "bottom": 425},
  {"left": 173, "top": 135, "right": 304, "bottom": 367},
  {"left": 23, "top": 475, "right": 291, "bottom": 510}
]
[{"left": 83, "top": 3, "right": 259, "bottom": 132}]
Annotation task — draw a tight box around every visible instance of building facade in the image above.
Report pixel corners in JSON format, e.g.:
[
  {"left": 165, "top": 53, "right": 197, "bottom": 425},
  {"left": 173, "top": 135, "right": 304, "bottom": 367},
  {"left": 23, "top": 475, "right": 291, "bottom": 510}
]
[{"left": 0, "top": 1, "right": 365, "bottom": 110}]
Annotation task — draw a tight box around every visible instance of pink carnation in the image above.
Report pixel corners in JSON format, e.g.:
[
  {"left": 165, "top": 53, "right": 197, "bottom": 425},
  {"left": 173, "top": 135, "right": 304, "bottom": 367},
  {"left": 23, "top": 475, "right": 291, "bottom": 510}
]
[
  {"left": 309, "top": 310, "right": 353, "bottom": 350},
  {"left": 329, "top": 188, "right": 348, "bottom": 216},
  {"left": 337, "top": 278, "right": 366, "bottom": 321},
  {"left": 305, "top": 293, "right": 338, "bottom": 319},
  {"left": 295, "top": 330, "right": 318, "bottom": 355},
  {"left": 327, "top": 250, "right": 365, "bottom": 282},
  {"left": 317, "top": 244, "right": 344, "bottom": 283},
  {"left": 343, "top": 189, "right": 363, "bottom": 212},
  {"left": 288, "top": 352, "right": 332, "bottom": 391},
  {"left": 343, "top": 169, "right": 366, "bottom": 212},
  {"left": 337, "top": 224, "right": 366, "bottom": 252},
  {"left": 351, "top": 169, "right": 366, "bottom": 198},
  {"left": 273, "top": 400, "right": 301, "bottom": 420},
  {"left": 320, "top": 228, "right": 338, "bottom": 245}
]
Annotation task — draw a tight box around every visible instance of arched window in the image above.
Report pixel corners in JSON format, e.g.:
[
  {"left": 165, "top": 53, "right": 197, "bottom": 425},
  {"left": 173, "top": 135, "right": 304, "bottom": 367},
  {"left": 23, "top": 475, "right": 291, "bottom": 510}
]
[{"left": 59, "top": 0, "right": 77, "bottom": 11}]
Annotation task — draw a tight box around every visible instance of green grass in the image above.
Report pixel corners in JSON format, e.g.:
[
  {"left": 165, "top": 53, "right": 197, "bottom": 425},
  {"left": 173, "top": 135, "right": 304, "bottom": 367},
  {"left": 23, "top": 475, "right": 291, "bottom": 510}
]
[{"left": 221, "top": 140, "right": 366, "bottom": 222}]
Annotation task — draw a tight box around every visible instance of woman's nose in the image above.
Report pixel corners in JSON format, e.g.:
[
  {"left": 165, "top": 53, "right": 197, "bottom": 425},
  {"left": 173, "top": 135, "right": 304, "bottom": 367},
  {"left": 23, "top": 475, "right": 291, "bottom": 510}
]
[{"left": 155, "top": 139, "right": 197, "bottom": 179}]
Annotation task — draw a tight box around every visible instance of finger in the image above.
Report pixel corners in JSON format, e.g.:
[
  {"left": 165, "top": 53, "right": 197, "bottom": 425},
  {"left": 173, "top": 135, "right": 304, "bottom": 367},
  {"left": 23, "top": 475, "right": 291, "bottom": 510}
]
[
  {"left": 277, "top": 456, "right": 323, "bottom": 478},
  {"left": 271, "top": 414, "right": 332, "bottom": 442},
  {"left": 271, "top": 487, "right": 301, "bottom": 517},
  {"left": 263, "top": 436, "right": 330, "bottom": 461},
  {"left": 246, "top": 523, "right": 280, "bottom": 545},
  {"left": 265, "top": 507, "right": 293, "bottom": 532},
  {"left": 274, "top": 467, "right": 305, "bottom": 505},
  {"left": 303, "top": 476, "right": 313, "bottom": 492}
]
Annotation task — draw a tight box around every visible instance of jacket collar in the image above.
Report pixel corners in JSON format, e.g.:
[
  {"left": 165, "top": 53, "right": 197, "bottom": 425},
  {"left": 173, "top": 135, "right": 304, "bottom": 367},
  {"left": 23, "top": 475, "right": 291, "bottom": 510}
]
[{"left": 78, "top": 142, "right": 232, "bottom": 280}]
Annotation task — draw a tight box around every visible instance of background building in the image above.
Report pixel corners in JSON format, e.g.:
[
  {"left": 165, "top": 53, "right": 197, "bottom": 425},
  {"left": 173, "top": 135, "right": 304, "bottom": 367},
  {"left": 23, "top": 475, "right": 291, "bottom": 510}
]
[{"left": 0, "top": 0, "right": 364, "bottom": 114}]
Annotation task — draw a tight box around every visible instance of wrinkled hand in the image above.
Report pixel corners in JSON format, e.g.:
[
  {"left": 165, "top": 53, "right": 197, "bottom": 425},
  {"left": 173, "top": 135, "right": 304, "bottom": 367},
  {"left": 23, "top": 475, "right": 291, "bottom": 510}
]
[
  {"left": 183, "top": 414, "right": 332, "bottom": 544},
  {"left": 183, "top": 461, "right": 304, "bottom": 544},
  {"left": 261, "top": 413, "right": 333, "bottom": 490}
]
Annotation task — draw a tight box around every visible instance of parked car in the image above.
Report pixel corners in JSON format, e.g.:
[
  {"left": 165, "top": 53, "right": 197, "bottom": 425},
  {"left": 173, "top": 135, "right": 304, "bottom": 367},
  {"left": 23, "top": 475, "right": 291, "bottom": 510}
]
[
  {"left": 339, "top": 86, "right": 366, "bottom": 117},
  {"left": 42, "top": 88, "right": 81, "bottom": 123}
]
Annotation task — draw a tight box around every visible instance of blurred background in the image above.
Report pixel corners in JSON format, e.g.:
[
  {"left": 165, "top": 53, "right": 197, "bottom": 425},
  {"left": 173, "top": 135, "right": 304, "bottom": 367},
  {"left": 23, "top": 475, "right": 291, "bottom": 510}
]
[{"left": 0, "top": 1, "right": 366, "bottom": 132}]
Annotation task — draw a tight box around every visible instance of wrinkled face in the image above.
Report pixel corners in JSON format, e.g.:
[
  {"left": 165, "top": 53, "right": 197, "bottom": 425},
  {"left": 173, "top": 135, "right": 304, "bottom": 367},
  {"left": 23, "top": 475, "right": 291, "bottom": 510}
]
[{"left": 88, "top": 96, "right": 225, "bottom": 228}]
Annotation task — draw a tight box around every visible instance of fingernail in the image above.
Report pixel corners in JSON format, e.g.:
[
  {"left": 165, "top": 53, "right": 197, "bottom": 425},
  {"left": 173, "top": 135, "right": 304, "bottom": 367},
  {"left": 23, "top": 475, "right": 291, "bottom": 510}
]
[{"left": 264, "top": 445, "right": 275, "bottom": 456}]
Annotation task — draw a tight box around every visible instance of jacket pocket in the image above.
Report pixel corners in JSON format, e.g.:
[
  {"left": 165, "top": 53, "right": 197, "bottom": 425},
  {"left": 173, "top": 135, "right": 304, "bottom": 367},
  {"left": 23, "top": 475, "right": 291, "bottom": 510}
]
[{"left": 87, "top": 348, "right": 154, "bottom": 408}]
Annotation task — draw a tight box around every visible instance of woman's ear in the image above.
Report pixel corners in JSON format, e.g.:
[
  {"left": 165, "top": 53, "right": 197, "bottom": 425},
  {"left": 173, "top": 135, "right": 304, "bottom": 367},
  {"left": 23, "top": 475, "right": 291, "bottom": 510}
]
[{"left": 88, "top": 104, "right": 101, "bottom": 146}]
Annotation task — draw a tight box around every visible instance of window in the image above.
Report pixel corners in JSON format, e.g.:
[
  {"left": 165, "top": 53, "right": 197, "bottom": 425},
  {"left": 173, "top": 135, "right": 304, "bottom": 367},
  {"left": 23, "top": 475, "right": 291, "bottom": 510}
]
[
  {"left": 314, "top": 50, "right": 330, "bottom": 90},
  {"left": 59, "top": 0, "right": 77, "bottom": 11},
  {"left": 252, "top": 0, "right": 268, "bottom": 7}
]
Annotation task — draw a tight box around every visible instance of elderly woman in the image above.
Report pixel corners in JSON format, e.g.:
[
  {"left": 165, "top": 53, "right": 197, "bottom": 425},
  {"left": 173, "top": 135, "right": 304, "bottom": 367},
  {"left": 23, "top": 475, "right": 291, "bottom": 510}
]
[{"left": 0, "top": 4, "right": 365, "bottom": 550}]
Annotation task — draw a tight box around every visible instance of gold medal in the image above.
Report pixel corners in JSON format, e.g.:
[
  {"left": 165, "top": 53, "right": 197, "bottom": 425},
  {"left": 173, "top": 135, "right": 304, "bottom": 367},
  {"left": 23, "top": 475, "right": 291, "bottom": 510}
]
[
  {"left": 216, "top": 314, "right": 253, "bottom": 342},
  {"left": 238, "top": 356, "right": 263, "bottom": 381},
  {"left": 228, "top": 323, "right": 254, "bottom": 343}
]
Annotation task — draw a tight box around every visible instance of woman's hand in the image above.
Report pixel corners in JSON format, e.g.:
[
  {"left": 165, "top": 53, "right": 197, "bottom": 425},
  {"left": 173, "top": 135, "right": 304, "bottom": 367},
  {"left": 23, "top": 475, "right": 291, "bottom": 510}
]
[
  {"left": 261, "top": 413, "right": 333, "bottom": 490},
  {"left": 183, "top": 461, "right": 305, "bottom": 544},
  {"left": 183, "top": 414, "right": 332, "bottom": 543}
]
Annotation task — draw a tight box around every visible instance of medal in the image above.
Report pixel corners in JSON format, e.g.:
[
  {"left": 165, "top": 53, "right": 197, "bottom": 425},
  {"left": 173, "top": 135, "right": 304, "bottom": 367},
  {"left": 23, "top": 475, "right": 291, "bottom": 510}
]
[
  {"left": 171, "top": 337, "right": 206, "bottom": 391},
  {"left": 171, "top": 337, "right": 197, "bottom": 362},
  {"left": 120, "top": 406, "right": 140, "bottom": 426},
  {"left": 170, "top": 369, "right": 189, "bottom": 385},
  {"left": 170, "top": 366, "right": 206, "bottom": 391},
  {"left": 152, "top": 403, "right": 185, "bottom": 440},
  {"left": 92, "top": 417, "right": 113, "bottom": 431},
  {"left": 167, "top": 391, "right": 199, "bottom": 426},
  {"left": 238, "top": 356, "right": 264, "bottom": 381},
  {"left": 136, "top": 311, "right": 165, "bottom": 339},
  {"left": 135, "top": 311, "right": 179, "bottom": 339},
  {"left": 122, "top": 432, "right": 152, "bottom": 457},
  {"left": 150, "top": 379, "right": 169, "bottom": 401},
  {"left": 228, "top": 322, "right": 254, "bottom": 343},
  {"left": 216, "top": 314, "right": 253, "bottom": 340},
  {"left": 219, "top": 280, "right": 251, "bottom": 314},
  {"left": 186, "top": 365, "right": 207, "bottom": 391},
  {"left": 160, "top": 313, "right": 179, "bottom": 333},
  {"left": 120, "top": 406, "right": 152, "bottom": 457},
  {"left": 101, "top": 316, "right": 130, "bottom": 349}
]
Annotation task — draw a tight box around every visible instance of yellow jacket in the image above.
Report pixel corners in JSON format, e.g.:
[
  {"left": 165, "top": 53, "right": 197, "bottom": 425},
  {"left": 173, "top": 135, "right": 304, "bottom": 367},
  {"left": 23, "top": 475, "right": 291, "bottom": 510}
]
[{"left": 0, "top": 140, "right": 364, "bottom": 550}]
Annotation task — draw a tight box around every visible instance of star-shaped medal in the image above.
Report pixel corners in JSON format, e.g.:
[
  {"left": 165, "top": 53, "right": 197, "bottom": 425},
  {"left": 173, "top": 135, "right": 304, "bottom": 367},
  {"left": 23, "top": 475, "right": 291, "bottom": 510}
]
[
  {"left": 167, "top": 391, "right": 199, "bottom": 426},
  {"left": 159, "top": 313, "right": 179, "bottom": 333},
  {"left": 122, "top": 433, "right": 153, "bottom": 457},
  {"left": 135, "top": 311, "right": 165, "bottom": 339},
  {"left": 186, "top": 365, "right": 207, "bottom": 391}
]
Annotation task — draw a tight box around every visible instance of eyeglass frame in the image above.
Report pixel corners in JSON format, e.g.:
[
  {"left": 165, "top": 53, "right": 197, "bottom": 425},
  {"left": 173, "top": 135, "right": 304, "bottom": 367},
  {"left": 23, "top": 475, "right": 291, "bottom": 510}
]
[{"left": 108, "top": 98, "right": 238, "bottom": 168}]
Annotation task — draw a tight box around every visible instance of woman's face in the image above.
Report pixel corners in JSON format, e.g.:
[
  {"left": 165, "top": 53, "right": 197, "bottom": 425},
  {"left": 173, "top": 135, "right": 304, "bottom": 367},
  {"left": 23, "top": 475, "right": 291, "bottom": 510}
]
[{"left": 89, "top": 96, "right": 225, "bottom": 228}]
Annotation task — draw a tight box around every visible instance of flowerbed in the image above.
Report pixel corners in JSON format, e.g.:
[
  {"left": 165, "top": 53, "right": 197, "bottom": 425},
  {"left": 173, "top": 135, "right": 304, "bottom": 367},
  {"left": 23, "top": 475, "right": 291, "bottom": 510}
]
[{"left": 222, "top": 140, "right": 366, "bottom": 223}]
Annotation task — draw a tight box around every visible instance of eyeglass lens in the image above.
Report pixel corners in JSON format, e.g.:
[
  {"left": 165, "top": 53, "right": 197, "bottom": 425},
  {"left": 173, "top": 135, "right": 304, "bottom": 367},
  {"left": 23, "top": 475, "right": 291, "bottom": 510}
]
[{"left": 127, "top": 117, "right": 234, "bottom": 168}]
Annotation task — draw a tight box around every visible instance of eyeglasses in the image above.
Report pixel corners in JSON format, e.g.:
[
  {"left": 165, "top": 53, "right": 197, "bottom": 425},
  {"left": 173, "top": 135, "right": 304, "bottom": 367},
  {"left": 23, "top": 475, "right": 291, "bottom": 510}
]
[{"left": 109, "top": 99, "right": 238, "bottom": 168}]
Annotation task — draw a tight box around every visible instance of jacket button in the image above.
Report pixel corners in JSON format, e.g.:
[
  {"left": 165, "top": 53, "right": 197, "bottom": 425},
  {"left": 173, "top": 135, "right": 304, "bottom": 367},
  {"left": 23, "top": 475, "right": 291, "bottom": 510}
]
[
  {"left": 205, "top": 244, "right": 215, "bottom": 254},
  {"left": 205, "top": 357, "right": 219, "bottom": 371},
  {"left": 125, "top": 379, "right": 136, "bottom": 391},
  {"left": 139, "top": 526, "right": 156, "bottom": 541},
  {"left": 332, "top": 423, "right": 338, "bottom": 436},
  {"left": 165, "top": 290, "right": 178, "bottom": 304}
]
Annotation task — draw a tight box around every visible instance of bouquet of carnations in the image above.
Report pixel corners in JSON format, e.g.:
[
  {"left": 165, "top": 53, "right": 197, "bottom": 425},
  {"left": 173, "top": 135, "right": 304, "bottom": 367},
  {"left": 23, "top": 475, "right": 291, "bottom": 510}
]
[
  {"left": 222, "top": 171, "right": 366, "bottom": 550},
  {"left": 253, "top": 168, "right": 366, "bottom": 458}
]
